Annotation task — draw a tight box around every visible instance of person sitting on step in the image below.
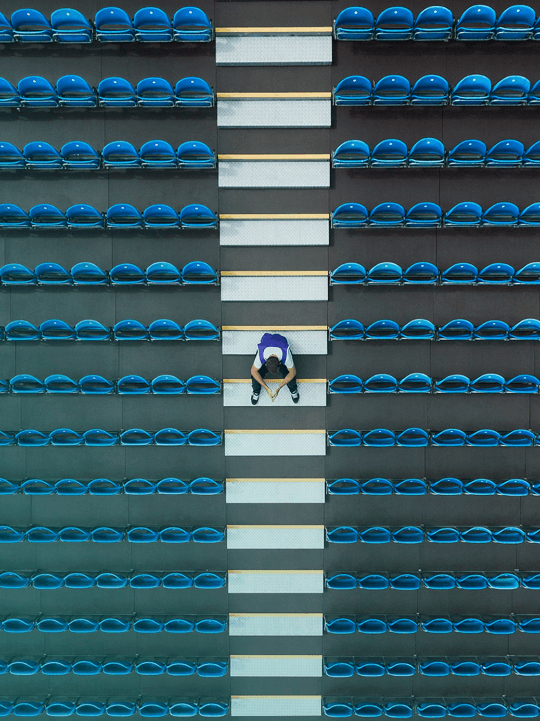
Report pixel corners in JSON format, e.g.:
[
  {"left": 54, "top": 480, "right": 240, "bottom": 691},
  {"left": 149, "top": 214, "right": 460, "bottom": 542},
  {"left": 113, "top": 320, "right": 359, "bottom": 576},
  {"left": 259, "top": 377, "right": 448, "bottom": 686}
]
[{"left": 250, "top": 332, "right": 299, "bottom": 405}]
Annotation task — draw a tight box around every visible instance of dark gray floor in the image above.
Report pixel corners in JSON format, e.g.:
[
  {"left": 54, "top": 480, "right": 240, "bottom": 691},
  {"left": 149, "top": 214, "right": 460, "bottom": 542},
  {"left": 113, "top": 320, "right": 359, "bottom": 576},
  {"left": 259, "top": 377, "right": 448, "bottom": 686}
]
[{"left": 2, "top": 0, "right": 540, "bottom": 717}]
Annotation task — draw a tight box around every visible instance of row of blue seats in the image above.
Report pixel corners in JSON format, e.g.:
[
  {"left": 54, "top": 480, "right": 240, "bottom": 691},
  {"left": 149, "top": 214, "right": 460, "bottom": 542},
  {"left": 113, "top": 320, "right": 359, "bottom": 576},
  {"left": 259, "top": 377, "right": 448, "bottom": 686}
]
[
  {"left": 327, "top": 478, "right": 540, "bottom": 495},
  {"left": 0, "top": 374, "right": 220, "bottom": 394},
  {"left": 0, "top": 75, "right": 213, "bottom": 108},
  {"left": 330, "top": 318, "right": 540, "bottom": 340},
  {"left": 332, "top": 201, "right": 540, "bottom": 227},
  {"left": 331, "top": 261, "right": 540, "bottom": 284},
  {"left": 325, "top": 698, "right": 540, "bottom": 719},
  {"left": 334, "top": 5, "right": 540, "bottom": 40},
  {"left": 328, "top": 428, "right": 539, "bottom": 446},
  {"left": 326, "top": 525, "right": 540, "bottom": 543},
  {"left": 0, "top": 615, "right": 226, "bottom": 633},
  {"left": 0, "top": 7, "right": 213, "bottom": 43},
  {"left": 0, "top": 525, "right": 224, "bottom": 543},
  {"left": 326, "top": 570, "right": 540, "bottom": 589},
  {"left": 0, "top": 699, "right": 228, "bottom": 718},
  {"left": 0, "top": 319, "right": 219, "bottom": 341},
  {"left": 329, "top": 374, "right": 540, "bottom": 393},
  {"left": 334, "top": 74, "right": 540, "bottom": 105},
  {"left": 325, "top": 615, "right": 540, "bottom": 634},
  {"left": 0, "top": 428, "right": 222, "bottom": 446},
  {"left": 0, "top": 140, "right": 215, "bottom": 169},
  {"left": 0, "top": 477, "right": 222, "bottom": 495},
  {"left": 0, "top": 261, "right": 218, "bottom": 285},
  {"left": 325, "top": 657, "right": 540, "bottom": 677},
  {"left": 0, "top": 203, "right": 217, "bottom": 229},
  {"left": 0, "top": 657, "right": 227, "bottom": 676},
  {"left": 333, "top": 138, "right": 540, "bottom": 166},
  {"left": 0, "top": 570, "right": 226, "bottom": 589}
]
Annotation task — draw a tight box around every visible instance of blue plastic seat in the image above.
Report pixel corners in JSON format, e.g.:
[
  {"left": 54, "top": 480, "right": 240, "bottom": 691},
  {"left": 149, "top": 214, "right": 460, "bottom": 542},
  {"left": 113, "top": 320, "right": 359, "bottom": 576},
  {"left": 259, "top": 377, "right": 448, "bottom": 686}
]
[
  {"left": 354, "top": 702, "right": 383, "bottom": 717},
  {"left": 5, "top": 320, "right": 40, "bottom": 340},
  {"left": 117, "top": 375, "right": 151, "bottom": 394},
  {"left": 74, "top": 320, "right": 110, "bottom": 342},
  {"left": 432, "top": 428, "right": 467, "bottom": 446},
  {"left": 106, "top": 701, "right": 136, "bottom": 716},
  {"left": 70, "top": 263, "right": 107, "bottom": 286},
  {"left": 482, "top": 202, "right": 519, "bottom": 226},
  {"left": 0, "top": 142, "right": 25, "bottom": 168},
  {"left": 51, "top": 8, "right": 92, "bottom": 42},
  {"left": 373, "top": 75, "right": 410, "bottom": 104},
  {"left": 408, "top": 138, "right": 445, "bottom": 166},
  {"left": 456, "top": 4, "right": 497, "bottom": 39},
  {"left": 447, "top": 139, "right": 486, "bottom": 166},
  {"left": 464, "top": 478, "right": 496, "bottom": 494},
  {"left": 363, "top": 429, "right": 396, "bottom": 446},
  {"left": 325, "top": 660, "right": 355, "bottom": 676},
  {"left": 364, "top": 374, "right": 398, "bottom": 392},
  {"left": 329, "top": 375, "right": 363, "bottom": 393},
  {"left": 113, "top": 319, "right": 149, "bottom": 341},
  {"left": 491, "top": 75, "right": 530, "bottom": 105},
  {"left": 45, "top": 375, "right": 79, "bottom": 394},
  {"left": 330, "top": 263, "right": 366, "bottom": 284},
  {"left": 180, "top": 203, "right": 217, "bottom": 228},
  {"left": 187, "top": 429, "right": 221, "bottom": 446},
  {"left": 177, "top": 141, "right": 215, "bottom": 168},
  {"left": 98, "top": 77, "right": 137, "bottom": 107},
  {"left": 365, "top": 319, "right": 400, "bottom": 338},
  {"left": 410, "top": 76, "right": 449, "bottom": 110},
  {"left": 172, "top": 6, "right": 212, "bottom": 41},
  {"left": 361, "top": 478, "right": 393, "bottom": 493},
  {"left": 332, "top": 202, "right": 368, "bottom": 227},
  {"left": 175, "top": 76, "right": 214, "bottom": 106},
  {"left": 184, "top": 319, "right": 219, "bottom": 340},
  {"left": 395, "top": 478, "right": 428, "bottom": 493},
  {"left": 478, "top": 262, "right": 515, "bottom": 282},
  {"left": 133, "top": 7, "right": 173, "bottom": 41},
  {"left": 357, "top": 617, "right": 387, "bottom": 633},
  {"left": 486, "top": 139, "right": 524, "bottom": 166},
  {"left": 403, "top": 262, "right": 438, "bottom": 283},
  {"left": 181, "top": 261, "right": 217, "bottom": 284},
  {"left": 435, "top": 374, "right": 470, "bottom": 392},
  {"left": 392, "top": 525, "right": 423, "bottom": 543},
  {"left": 56, "top": 75, "right": 96, "bottom": 110},
  {"left": 413, "top": 6, "right": 453, "bottom": 39},
  {"left": 441, "top": 263, "right": 478, "bottom": 285},
  {"left": 334, "top": 6, "right": 375, "bottom": 39},
  {"left": 18, "top": 76, "right": 58, "bottom": 106},
  {"left": 0, "top": 263, "right": 36, "bottom": 285},
  {"left": 451, "top": 75, "right": 491, "bottom": 105},
  {"left": 29, "top": 203, "right": 67, "bottom": 228},
  {"left": 65, "top": 204, "right": 103, "bottom": 229},
  {"left": 0, "top": 204, "right": 30, "bottom": 228},
  {"left": 496, "top": 5, "right": 535, "bottom": 38},
  {"left": 329, "top": 319, "right": 364, "bottom": 339},
  {"left": 444, "top": 202, "right": 482, "bottom": 226},
  {"left": 358, "top": 573, "right": 390, "bottom": 589},
  {"left": 326, "top": 617, "right": 357, "bottom": 633},
  {"left": 153, "top": 428, "right": 187, "bottom": 446},
  {"left": 140, "top": 139, "right": 177, "bottom": 167},
  {"left": 169, "top": 701, "right": 199, "bottom": 717},
  {"left": 400, "top": 318, "right": 435, "bottom": 338},
  {"left": 474, "top": 319, "right": 510, "bottom": 339},
  {"left": 102, "top": 141, "right": 140, "bottom": 168},
  {"left": 333, "top": 75, "right": 372, "bottom": 105},
  {"left": 61, "top": 141, "right": 100, "bottom": 170},
  {"left": 367, "top": 262, "right": 402, "bottom": 283},
  {"left": 333, "top": 140, "right": 370, "bottom": 167},
  {"left": 138, "top": 701, "right": 169, "bottom": 718},
  {"left": 0, "top": 78, "right": 19, "bottom": 108},
  {"left": 185, "top": 375, "right": 220, "bottom": 394},
  {"left": 0, "top": 13, "right": 14, "bottom": 42},
  {"left": 467, "top": 429, "right": 501, "bottom": 446},
  {"left": 149, "top": 318, "right": 184, "bottom": 340},
  {"left": 327, "top": 526, "right": 359, "bottom": 543},
  {"left": 35, "top": 262, "right": 72, "bottom": 285},
  {"left": 11, "top": 8, "right": 53, "bottom": 41},
  {"left": 514, "top": 263, "right": 540, "bottom": 284},
  {"left": 145, "top": 262, "right": 181, "bottom": 284},
  {"left": 404, "top": 202, "right": 442, "bottom": 228},
  {"left": 371, "top": 138, "right": 408, "bottom": 166},
  {"left": 40, "top": 319, "right": 75, "bottom": 340},
  {"left": 327, "top": 478, "right": 361, "bottom": 493},
  {"left": 368, "top": 202, "right": 405, "bottom": 226},
  {"left": 501, "top": 429, "right": 536, "bottom": 446},
  {"left": 24, "top": 141, "right": 62, "bottom": 169},
  {"left": 510, "top": 318, "right": 540, "bottom": 339},
  {"left": 137, "top": 76, "right": 175, "bottom": 107},
  {"left": 94, "top": 7, "right": 135, "bottom": 41},
  {"left": 375, "top": 6, "right": 414, "bottom": 39},
  {"left": 106, "top": 204, "right": 143, "bottom": 228},
  {"left": 143, "top": 204, "right": 179, "bottom": 228},
  {"left": 151, "top": 375, "right": 185, "bottom": 394},
  {"left": 110, "top": 263, "right": 145, "bottom": 285},
  {"left": 528, "top": 79, "right": 540, "bottom": 102},
  {"left": 506, "top": 374, "right": 540, "bottom": 392},
  {"left": 328, "top": 429, "right": 362, "bottom": 446},
  {"left": 356, "top": 658, "right": 385, "bottom": 676}
]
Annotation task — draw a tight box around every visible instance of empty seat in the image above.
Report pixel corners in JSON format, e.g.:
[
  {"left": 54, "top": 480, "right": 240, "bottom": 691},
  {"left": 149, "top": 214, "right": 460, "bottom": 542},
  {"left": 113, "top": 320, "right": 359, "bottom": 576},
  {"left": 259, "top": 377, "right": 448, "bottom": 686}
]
[
  {"left": 61, "top": 141, "right": 100, "bottom": 170},
  {"left": 491, "top": 75, "right": 530, "bottom": 104},
  {"left": 30, "top": 204, "right": 67, "bottom": 228},
  {"left": 330, "top": 262, "right": 366, "bottom": 283},
  {"left": 401, "top": 318, "right": 435, "bottom": 338},
  {"left": 143, "top": 204, "right": 179, "bottom": 228},
  {"left": 329, "top": 375, "right": 363, "bottom": 393},
  {"left": 364, "top": 374, "right": 398, "bottom": 392},
  {"left": 5, "top": 320, "right": 40, "bottom": 340},
  {"left": 405, "top": 202, "right": 442, "bottom": 227},
  {"left": 181, "top": 261, "right": 217, "bottom": 283},
  {"left": 11, "top": 8, "right": 53, "bottom": 41},
  {"left": 149, "top": 319, "right": 184, "bottom": 340},
  {"left": 411, "top": 74, "right": 449, "bottom": 105},
  {"left": 133, "top": 7, "right": 173, "bottom": 41},
  {"left": 0, "top": 264, "right": 37, "bottom": 284},
  {"left": 24, "top": 142, "right": 62, "bottom": 169},
  {"left": 71, "top": 262, "right": 108, "bottom": 285},
  {"left": 106, "top": 204, "right": 143, "bottom": 228},
  {"left": 333, "top": 140, "right": 370, "bottom": 167},
  {"left": 444, "top": 202, "right": 482, "bottom": 226},
  {"left": 98, "top": 77, "right": 136, "bottom": 106},
  {"left": 456, "top": 4, "right": 497, "bottom": 39},
  {"left": 185, "top": 376, "right": 220, "bottom": 394},
  {"left": 110, "top": 263, "right": 145, "bottom": 284},
  {"left": 140, "top": 139, "right": 177, "bottom": 167},
  {"left": 486, "top": 138, "right": 524, "bottom": 166},
  {"left": 113, "top": 319, "right": 148, "bottom": 340},
  {"left": 373, "top": 75, "right": 410, "bottom": 104},
  {"left": 451, "top": 75, "right": 491, "bottom": 104},
  {"left": 175, "top": 76, "right": 214, "bottom": 106},
  {"left": 471, "top": 373, "right": 505, "bottom": 392},
  {"left": 94, "top": 7, "right": 135, "bottom": 41},
  {"left": 333, "top": 75, "right": 372, "bottom": 105},
  {"left": 75, "top": 320, "right": 110, "bottom": 341},
  {"left": 408, "top": 138, "right": 445, "bottom": 165},
  {"left": 374, "top": 6, "right": 414, "bottom": 39},
  {"left": 18, "top": 76, "right": 58, "bottom": 106},
  {"left": 365, "top": 319, "right": 400, "bottom": 338},
  {"left": 0, "top": 13, "right": 14, "bottom": 42},
  {"left": 180, "top": 203, "right": 217, "bottom": 228},
  {"left": 482, "top": 202, "right": 519, "bottom": 225},
  {"left": 478, "top": 261, "right": 515, "bottom": 282},
  {"left": 51, "top": 8, "right": 92, "bottom": 42},
  {"left": 102, "top": 141, "right": 140, "bottom": 168},
  {"left": 496, "top": 5, "right": 535, "bottom": 39},
  {"left": 146, "top": 261, "right": 181, "bottom": 284},
  {"left": 442, "top": 262, "right": 478, "bottom": 284},
  {"left": 371, "top": 139, "right": 408, "bottom": 166},
  {"left": 66, "top": 204, "right": 104, "bottom": 229},
  {"left": 413, "top": 6, "right": 453, "bottom": 39},
  {"left": 0, "top": 142, "right": 25, "bottom": 168},
  {"left": 334, "top": 7, "right": 375, "bottom": 40},
  {"left": 403, "top": 262, "right": 438, "bottom": 283},
  {"left": 184, "top": 319, "right": 219, "bottom": 340},
  {"left": 332, "top": 202, "right": 368, "bottom": 227},
  {"left": 172, "top": 6, "right": 212, "bottom": 42},
  {"left": 0, "top": 204, "right": 30, "bottom": 228},
  {"left": 35, "top": 262, "right": 72, "bottom": 284},
  {"left": 177, "top": 141, "right": 215, "bottom": 168},
  {"left": 368, "top": 202, "right": 405, "bottom": 226},
  {"left": 137, "top": 76, "right": 175, "bottom": 106},
  {"left": 447, "top": 139, "right": 486, "bottom": 165}
]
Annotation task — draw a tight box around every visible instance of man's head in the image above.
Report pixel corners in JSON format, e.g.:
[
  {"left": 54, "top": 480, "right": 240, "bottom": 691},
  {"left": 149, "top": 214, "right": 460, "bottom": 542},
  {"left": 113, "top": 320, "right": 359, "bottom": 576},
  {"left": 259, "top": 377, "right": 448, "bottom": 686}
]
[{"left": 265, "top": 355, "right": 280, "bottom": 374}]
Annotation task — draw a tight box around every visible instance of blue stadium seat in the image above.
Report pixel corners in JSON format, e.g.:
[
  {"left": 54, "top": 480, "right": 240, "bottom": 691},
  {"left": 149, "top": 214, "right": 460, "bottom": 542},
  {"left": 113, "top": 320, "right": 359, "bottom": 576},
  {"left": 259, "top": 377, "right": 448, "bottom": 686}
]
[
  {"left": 5, "top": 320, "right": 40, "bottom": 340},
  {"left": 45, "top": 375, "right": 79, "bottom": 393},
  {"left": 470, "top": 373, "right": 505, "bottom": 392},
  {"left": 354, "top": 702, "right": 382, "bottom": 717},
  {"left": 0, "top": 13, "right": 14, "bottom": 42},
  {"left": 408, "top": 138, "right": 445, "bottom": 165},
  {"left": 66, "top": 204, "right": 104, "bottom": 228},
  {"left": 113, "top": 319, "right": 148, "bottom": 340},
  {"left": 117, "top": 375, "right": 151, "bottom": 394},
  {"left": 133, "top": 7, "right": 173, "bottom": 41},
  {"left": 51, "top": 8, "right": 92, "bottom": 42},
  {"left": 361, "top": 478, "right": 393, "bottom": 493},
  {"left": 456, "top": 4, "right": 497, "bottom": 39},
  {"left": 329, "top": 375, "right": 363, "bottom": 393},
  {"left": 333, "top": 75, "right": 372, "bottom": 105},
  {"left": 143, "top": 204, "right": 179, "bottom": 228},
  {"left": 94, "top": 7, "right": 135, "bottom": 41},
  {"left": 364, "top": 374, "right": 398, "bottom": 392},
  {"left": 374, "top": 6, "right": 414, "bottom": 39},
  {"left": 199, "top": 701, "right": 228, "bottom": 717},
  {"left": 501, "top": 429, "right": 536, "bottom": 446},
  {"left": 146, "top": 262, "right": 181, "bottom": 284},
  {"left": 477, "top": 261, "right": 514, "bottom": 282},
  {"left": 152, "top": 375, "right": 185, "bottom": 394},
  {"left": 368, "top": 202, "right": 405, "bottom": 226},
  {"left": 327, "top": 478, "right": 360, "bottom": 493},
  {"left": 102, "top": 140, "right": 140, "bottom": 168},
  {"left": 441, "top": 263, "right": 478, "bottom": 283},
  {"left": 330, "top": 262, "right": 366, "bottom": 283},
  {"left": 328, "top": 429, "right": 362, "bottom": 446},
  {"left": 356, "top": 659, "right": 385, "bottom": 676},
  {"left": 398, "top": 374, "right": 432, "bottom": 393},
  {"left": 190, "top": 478, "right": 222, "bottom": 494},
  {"left": 153, "top": 428, "right": 187, "bottom": 446},
  {"left": 528, "top": 79, "right": 540, "bottom": 102},
  {"left": 177, "top": 141, "right": 215, "bottom": 168},
  {"left": 332, "top": 202, "right": 368, "bottom": 227},
  {"left": 0, "top": 79, "right": 20, "bottom": 107},
  {"left": 106, "top": 203, "right": 143, "bottom": 228},
  {"left": 473, "top": 319, "right": 510, "bottom": 339},
  {"left": 444, "top": 202, "right": 482, "bottom": 226},
  {"left": 0, "top": 263, "right": 37, "bottom": 284},
  {"left": 401, "top": 318, "right": 435, "bottom": 338},
  {"left": 519, "top": 202, "right": 540, "bottom": 226},
  {"left": 491, "top": 75, "right": 530, "bottom": 104},
  {"left": 11, "top": 8, "right": 53, "bottom": 41},
  {"left": 431, "top": 428, "right": 467, "bottom": 445},
  {"left": 482, "top": 202, "right": 519, "bottom": 225},
  {"left": 179, "top": 203, "right": 217, "bottom": 228},
  {"left": 35, "top": 262, "right": 72, "bottom": 284},
  {"left": 61, "top": 141, "right": 100, "bottom": 169},
  {"left": 371, "top": 138, "right": 408, "bottom": 166},
  {"left": 326, "top": 617, "right": 357, "bottom": 633},
  {"left": 486, "top": 138, "right": 524, "bottom": 166},
  {"left": 0, "top": 203, "right": 30, "bottom": 227},
  {"left": 110, "top": 263, "right": 145, "bottom": 284},
  {"left": 140, "top": 139, "right": 177, "bottom": 167},
  {"left": 451, "top": 74, "right": 491, "bottom": 104},
  {"left": 413, "top": 6, "right": 453, "bottom": 39},
  {"left": 405, "top": 202, "right": 442, "bottom": 227},
  {"left": 373, "top": 75, "right": 410, "bottom": 104},
  {"left": 325, "top": 660, "right": 355, "bottom": 676},
  {"left": 24, "top": 141, "right": 62, "bottom": 169},
  {"left": 411, "top": 74, "right": 449, "bottom": 105},
  {"left": 329, "top": 318, "right": 365, "bottom": 339},
  {"left": 187, "top": 429, "right": 221, "bottom": 446},
  {"left": 18, "top": 76, "right": 58, "bottom": 106},
  {"left": 363, "top": 429, "right": 396, "bottom": 446},
  {"left": 523, "top": 143, "right": 540, "bottom": 166},
  {"left": 137, "top": 77, "right": 175, "bottom": 106},
  {"left": 71, "top": 262, "right": 108, "bottom": 285},
  {"left": 365, "top": 319, "right": 400, "bottom": 338},
  {"left": 172, "top": 7, "right": 213, "bottom": 42},
  {"left": 505, "top": 373, "right": 540, "bottom": 391},
  {"left": 98, "top": 77, "right": 136, "bottom": 106},
  {"left": 30, "top": 204, "right": 67, "bottom": 228},
  {"left": 184, "top": 319, "right": 219, "bottom": 340},
  {"left": 510, "top": 318, "right": 540, "bottom": 339},
  {"left": 169, "top": 701, "right": 198, "bottom": 717},
  {"left": 0, "top": 142, "right": 25, "bottom": 168},
  {"left": 148, "top": 318, "right": 184, "bottom": 340},
  {"left": 333, "top": 140, "right": 370, "bottom": 167},
  {"left": 181, "top": 261, "right": 218, "bottom": 284},
  {"left": 466, "top": 430, "right": 501, "bottom": 447},
  {"left": 185, "top": 376, "right": 220, "bottom": 394},
  {"left": 175, "top": 76, "right": 214, "bottom": 106},
  {"left": 75, "top": 320, "right": 111, "bottom": 341},
  {"left": 334, "top": 7, "right": 375, "bottom": 39},
  {"left": 447, "top": 139, "right": 486, "bottom": 165},
  {"left": 495, "top": 5, "right": 535, "bottom": 39},
  {"left": 403, "top": 261, "right": 438, "bottom": 283}
]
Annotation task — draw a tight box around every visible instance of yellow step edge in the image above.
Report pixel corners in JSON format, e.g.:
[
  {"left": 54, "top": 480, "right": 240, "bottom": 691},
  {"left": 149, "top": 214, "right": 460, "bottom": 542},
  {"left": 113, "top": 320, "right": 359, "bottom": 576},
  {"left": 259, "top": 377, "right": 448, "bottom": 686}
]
[
  {"left": 218, "top": 154, "right": 330, "bottom": 160},
  {"left": 217, "top": 92, "right": 331, "bottom": 99},
  {"left": 221, "top": 270, "right": 327, "bottom": 276},
  {"left": 216, "top": 26, "right": 332, "bottom": 33},
  {"left": 219, "top": 213, "right": 329, "bottom": 219},
  {"left": 229, "top": 570, "right": 323, "bottom": 574},
  {"left": 227, "top": 478, "right": 325, "bottom": 483},
  {"left": 230, "top": 613, "right": 323, "bottom": 616},
  {"left": 231, "top": 655, "right": 322, "bottom": 659},
  {"left": 223, "top": 379, "right": 326, "bottom": 384},
  {"left": 222, "top": 325, "right": 327, "bottom": 330},
  {"left": 225, "top": 429, "right": 325, "bottom": 434},
  {"left": 228, "top": 525, "right": 324, "bottom": 529},
  {"left": 232, "top": 696, "right": 322, "bottom": 700}
]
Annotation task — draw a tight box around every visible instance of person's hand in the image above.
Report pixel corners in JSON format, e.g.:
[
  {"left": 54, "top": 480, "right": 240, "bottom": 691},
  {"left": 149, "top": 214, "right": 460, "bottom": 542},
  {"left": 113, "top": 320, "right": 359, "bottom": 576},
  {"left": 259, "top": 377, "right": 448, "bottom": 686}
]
[
  {"left": 273, "top": 386, "right": 281, "bottom": 400},
  {"left": 264, "top": 386, "right": 274, "bottom": 400}
]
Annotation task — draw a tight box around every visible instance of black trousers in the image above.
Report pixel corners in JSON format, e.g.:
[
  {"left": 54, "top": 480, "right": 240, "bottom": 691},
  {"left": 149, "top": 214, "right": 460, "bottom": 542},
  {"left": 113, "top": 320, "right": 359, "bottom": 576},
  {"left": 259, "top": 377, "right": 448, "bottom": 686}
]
[{"left": 251, "top": 363, "right": 298, "bottom": 394}]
